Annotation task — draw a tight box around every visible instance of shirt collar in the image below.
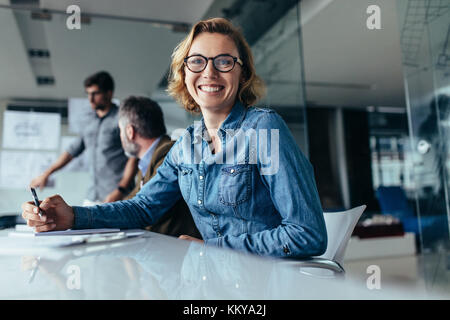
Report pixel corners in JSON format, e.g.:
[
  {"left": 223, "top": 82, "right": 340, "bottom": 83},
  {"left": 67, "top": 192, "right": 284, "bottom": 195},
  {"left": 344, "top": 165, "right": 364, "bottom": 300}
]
[
  {"left": 193, "top": 101, "right": 246, "bottom": 143},
  {"left": 138, "top": 136, "right": 162, "bottom": 176},
  {"left": 95, "top": 103, "right": 118, "bottom": 119}
]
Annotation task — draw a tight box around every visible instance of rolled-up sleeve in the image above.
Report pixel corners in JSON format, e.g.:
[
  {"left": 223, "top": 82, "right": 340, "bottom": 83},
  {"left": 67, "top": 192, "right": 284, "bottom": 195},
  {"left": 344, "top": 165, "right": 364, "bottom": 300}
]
[
  {"left": 72, "top": 142, "right": 183, "bottom": 229},
  {"left": 66, "top": 136, "right": 85, "bottom": 158}
]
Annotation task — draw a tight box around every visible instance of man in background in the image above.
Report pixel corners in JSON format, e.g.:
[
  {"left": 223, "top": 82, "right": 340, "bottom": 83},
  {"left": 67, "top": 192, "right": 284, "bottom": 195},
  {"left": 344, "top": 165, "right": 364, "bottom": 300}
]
[
  {"left": 119, "top": 96, "right": 201, "bottom": 238},
  {"left": 30, "top": 71, "right": 138, "bottom": 205}
]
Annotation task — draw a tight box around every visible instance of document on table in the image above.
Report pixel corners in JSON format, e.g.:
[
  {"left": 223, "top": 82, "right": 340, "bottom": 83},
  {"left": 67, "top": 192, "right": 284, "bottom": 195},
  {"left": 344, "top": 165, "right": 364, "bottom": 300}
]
[
  {"left": 2, "top": 229, "right": 147, "bottom": 257},
  {"left": 8, "top": 228, "right": 120, "bottom": 238},
  {"left": 34, "top": 228, "right": 120, "bottom": 236}
]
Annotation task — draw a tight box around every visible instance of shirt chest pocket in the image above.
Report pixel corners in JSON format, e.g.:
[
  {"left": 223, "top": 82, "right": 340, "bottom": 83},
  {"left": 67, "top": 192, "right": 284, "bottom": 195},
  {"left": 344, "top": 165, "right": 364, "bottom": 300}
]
[
  {"left": 178, "top": 166, "right": 193, "bottom": 202},
  {"left": 219, "top": 164, "right": 252, "bottom": 206},
  {"left": 99, "top": 126, "right": 120, "bottom": 147}
]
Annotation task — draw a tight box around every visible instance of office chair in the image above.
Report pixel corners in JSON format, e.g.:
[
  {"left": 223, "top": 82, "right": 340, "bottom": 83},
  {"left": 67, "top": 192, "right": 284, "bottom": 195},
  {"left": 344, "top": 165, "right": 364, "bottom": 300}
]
[
  {"left": 376, "top": 185, "right": 448, "bottom": 247},
  {"left": 375, "top": 186, "right": 417, "bottom": 232},
  {"left": 281, "top": 205, "right": 367, "bottom": 278}
]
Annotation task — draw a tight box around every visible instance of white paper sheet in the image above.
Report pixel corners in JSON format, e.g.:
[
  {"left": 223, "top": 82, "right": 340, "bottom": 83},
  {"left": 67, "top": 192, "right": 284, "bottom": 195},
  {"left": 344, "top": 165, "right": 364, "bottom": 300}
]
[
  {"left": 0, "top": 150, "right": 57, "bottom": 189},
  {"left": 2, "top": 111, "right": 61, "bottom": 150},
  {"left": 34, "top": 228, "right": 120, "bottom": 236}
]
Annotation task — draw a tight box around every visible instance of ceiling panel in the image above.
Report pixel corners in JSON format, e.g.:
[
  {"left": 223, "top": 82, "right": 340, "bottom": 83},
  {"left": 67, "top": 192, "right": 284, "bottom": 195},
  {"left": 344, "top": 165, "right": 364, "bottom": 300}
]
[
  {"left": 0, "top": 7, "right": 37, "bottom": 99},
  {"left": 251, "top": 0, "right": 406, "bottom": 108},
  {"left": 0, "top": 0, "right": 215, "bottom": 100},
  {"left": 43, "top": 13, "right": 185, "bottom": 99},
  {"left": 0, "top": 0, "right": 409, "bottom": 109},
  {"left": 40, "top": 0, "right": 213, "bottom": 25},
  {"left": 301, "top": 0, "right": 406, "bottom": 107}
]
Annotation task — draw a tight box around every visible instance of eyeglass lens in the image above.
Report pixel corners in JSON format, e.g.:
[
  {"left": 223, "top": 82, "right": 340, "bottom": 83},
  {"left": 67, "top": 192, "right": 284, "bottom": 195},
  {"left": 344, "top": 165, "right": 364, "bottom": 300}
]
[{"left": 186, "top": 55, "right": 236, "bottom": 72}]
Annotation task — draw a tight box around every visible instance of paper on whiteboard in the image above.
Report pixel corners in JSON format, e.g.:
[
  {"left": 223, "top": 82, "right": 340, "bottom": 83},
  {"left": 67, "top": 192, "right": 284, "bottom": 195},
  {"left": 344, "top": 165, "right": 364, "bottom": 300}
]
[
  {"left": 0, "top": 151, "right": 57, "bottom": 189},
  {"left": 2, "top": 111, "right": 61, "bottom": 150}
]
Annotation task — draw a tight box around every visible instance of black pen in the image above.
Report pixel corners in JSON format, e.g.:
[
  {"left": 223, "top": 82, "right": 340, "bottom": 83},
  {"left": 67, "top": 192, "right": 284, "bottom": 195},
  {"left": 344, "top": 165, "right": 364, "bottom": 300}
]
[{"left": 30, "top": 187, "right": 43, "bottom": 218}]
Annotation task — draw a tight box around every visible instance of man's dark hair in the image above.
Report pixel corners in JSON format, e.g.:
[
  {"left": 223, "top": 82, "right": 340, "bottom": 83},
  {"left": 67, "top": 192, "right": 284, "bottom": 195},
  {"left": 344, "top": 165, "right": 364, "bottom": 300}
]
[
  {"left": 119, "top": 96, "right": 167, "bottom": 139},
  {"left": 84, "top": 71, "right": 115, "bottom": 93}
]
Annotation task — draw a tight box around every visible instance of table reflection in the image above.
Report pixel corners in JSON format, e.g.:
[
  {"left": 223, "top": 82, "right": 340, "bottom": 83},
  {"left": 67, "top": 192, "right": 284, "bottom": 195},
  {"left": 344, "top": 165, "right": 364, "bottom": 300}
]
[{"left": 1, "top": 230, "right": 437, "bottom": 299}]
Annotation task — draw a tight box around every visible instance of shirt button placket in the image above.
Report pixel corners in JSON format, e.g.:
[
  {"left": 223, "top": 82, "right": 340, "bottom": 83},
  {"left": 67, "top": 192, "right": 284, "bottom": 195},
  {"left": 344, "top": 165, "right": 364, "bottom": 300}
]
[
  {"left": 210, "top": 212, "right": 220, "bottom": 236},
  {"left": 93, "top": 118, "right": 100, "bottom": 200},
  {"left": 197, "top": 162, "right": 205, "bottom": 207}
]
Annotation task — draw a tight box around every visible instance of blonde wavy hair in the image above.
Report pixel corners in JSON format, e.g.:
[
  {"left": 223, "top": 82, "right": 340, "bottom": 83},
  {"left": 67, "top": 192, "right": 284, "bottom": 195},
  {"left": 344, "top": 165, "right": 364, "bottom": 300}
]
[{"left": 167, "top": 17, "right": 266, "bottom": 113}]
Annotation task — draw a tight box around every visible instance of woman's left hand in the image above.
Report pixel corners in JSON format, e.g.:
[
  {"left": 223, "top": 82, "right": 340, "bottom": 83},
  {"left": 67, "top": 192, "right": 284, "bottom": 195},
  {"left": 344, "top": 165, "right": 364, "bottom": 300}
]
[{"left": 179, "top": 235, "right": 204, "bottom": 244}]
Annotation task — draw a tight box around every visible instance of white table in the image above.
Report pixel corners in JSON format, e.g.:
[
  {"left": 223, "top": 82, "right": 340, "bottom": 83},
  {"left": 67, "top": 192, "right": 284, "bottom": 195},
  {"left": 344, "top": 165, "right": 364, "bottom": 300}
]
[{"left": 0, "top": 229, "right": 444, "bottom": 300}]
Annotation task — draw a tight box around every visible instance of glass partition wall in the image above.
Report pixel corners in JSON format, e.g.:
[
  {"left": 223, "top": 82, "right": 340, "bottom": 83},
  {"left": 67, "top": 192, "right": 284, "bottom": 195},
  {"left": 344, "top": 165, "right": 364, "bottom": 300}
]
[
  {"left": 396, "top": 1, "right": 450, "bottom": 256},
  {"left": 249, "top": 3, "right": 309, "bottom": 155}
]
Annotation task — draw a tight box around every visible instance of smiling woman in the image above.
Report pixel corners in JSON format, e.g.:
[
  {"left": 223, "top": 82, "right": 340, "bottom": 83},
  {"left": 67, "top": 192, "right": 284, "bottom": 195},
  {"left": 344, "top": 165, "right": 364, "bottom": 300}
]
[
  {"left": 21, "top": 17, "right": 327, "bottom": 259},
  {"left": 167, "top": 18, "right": 265, "bottom": 114},
  {"left": 184, "top": 32, "right": 241, "bottom": 118}
]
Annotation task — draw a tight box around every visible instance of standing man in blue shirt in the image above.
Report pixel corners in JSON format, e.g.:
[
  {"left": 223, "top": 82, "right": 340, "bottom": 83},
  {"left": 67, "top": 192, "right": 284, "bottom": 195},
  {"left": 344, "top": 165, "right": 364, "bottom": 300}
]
[{"left": 30, "top": 71, "right": 138, "bottom": 204}]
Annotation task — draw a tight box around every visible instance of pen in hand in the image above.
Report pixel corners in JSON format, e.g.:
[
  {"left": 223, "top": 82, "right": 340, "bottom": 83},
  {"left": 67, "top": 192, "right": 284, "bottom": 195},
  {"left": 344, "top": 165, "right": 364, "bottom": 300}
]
[{"left": 30, "top": 187, "right": 43, "bottom": 218}]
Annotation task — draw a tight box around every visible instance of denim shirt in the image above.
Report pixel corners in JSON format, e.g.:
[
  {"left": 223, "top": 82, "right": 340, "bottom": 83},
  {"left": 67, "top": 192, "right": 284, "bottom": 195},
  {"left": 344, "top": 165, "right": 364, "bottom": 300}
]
[{"left": 73, "top": 102, "right": 327, "bottom": 258}]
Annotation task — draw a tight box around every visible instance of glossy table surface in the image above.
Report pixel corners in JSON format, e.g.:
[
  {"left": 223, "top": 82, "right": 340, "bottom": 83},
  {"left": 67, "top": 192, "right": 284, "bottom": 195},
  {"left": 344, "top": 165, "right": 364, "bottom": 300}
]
[{"left": 0, "top": 228, "right": 446, "bottom": 300}]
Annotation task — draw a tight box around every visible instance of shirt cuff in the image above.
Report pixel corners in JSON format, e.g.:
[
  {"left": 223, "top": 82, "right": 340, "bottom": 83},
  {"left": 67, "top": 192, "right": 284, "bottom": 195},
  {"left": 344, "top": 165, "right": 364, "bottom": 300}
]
[
  {"left": 204, "top": 237, "right": 222, "bottom": 248},
  {"left": 65, "top": 145, "right": 81, "bottom": 158},
  {"left": 72, "top": 206, "right": 93, "bottom": 229}
]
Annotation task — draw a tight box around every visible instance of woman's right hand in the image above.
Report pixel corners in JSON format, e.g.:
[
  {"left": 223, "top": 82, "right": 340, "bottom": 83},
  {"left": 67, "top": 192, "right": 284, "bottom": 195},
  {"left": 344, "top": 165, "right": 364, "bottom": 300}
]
[
  {"left": 30, "top": 173, "right": 50, "bottom": 190},
  {"left": 21, "top": 195, "right": 75, "bottom": 233}
]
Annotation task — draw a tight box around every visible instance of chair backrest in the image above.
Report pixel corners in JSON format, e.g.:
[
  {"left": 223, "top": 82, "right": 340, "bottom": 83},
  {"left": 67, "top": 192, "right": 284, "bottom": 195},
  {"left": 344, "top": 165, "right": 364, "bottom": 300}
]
[{"left": 319, "top": 205, "right": 367, "bottom": 265}]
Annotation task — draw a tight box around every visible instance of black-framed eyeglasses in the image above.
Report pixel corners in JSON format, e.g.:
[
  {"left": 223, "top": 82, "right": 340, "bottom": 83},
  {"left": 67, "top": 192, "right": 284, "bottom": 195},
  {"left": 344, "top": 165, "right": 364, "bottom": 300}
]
[{"left": 184, "top": 54, "right": 243, "bottom": 73}]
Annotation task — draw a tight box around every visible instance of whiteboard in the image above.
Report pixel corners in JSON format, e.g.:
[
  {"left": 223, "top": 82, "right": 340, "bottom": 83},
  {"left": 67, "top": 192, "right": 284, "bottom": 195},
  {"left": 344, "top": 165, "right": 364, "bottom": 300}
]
[
  {"left": 0, "top": 150, "right": 57, "bottom": 189},
  {"left": 2, "top": 111, "right": 61, "bottom": 150}
]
